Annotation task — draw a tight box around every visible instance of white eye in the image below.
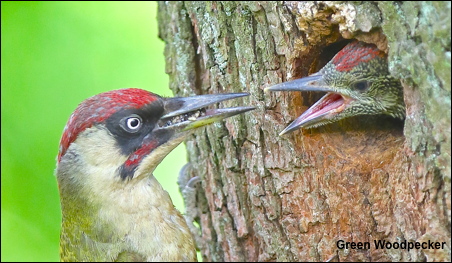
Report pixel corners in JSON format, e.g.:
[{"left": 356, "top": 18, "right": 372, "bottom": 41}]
[
  {"left": 127, "top": 117, "right": 141, "bottom": 129},
  {"left": 120, "top": 114, "right": 142, "bottom": 133}
]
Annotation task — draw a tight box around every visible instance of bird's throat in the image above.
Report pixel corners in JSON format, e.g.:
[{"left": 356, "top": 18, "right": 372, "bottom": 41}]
[{"left": 298, "top": 92, "right": 350, "bottom": 125}]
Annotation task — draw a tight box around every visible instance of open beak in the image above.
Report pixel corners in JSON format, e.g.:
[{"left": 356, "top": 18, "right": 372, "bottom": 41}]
[
  {"left": 158, "top": 93, "right": 255, "bottom": 133},
  {"left": 130, "top": 92, "right": 254, "bottom": 179},
  {"left": 265, "top": 74, "right": 353, "bottom": 135}
]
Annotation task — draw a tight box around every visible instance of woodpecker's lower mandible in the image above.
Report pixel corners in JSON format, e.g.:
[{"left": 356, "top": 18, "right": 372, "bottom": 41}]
[
  {"left": 266, "top": 41, "right": 405, "bottom": 135},
  {"left": 55, "top": 88, "right": 254, "bottom": 262}
]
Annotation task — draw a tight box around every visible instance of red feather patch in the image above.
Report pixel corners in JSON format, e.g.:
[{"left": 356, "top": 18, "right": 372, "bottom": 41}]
[{"left": 332, "top": 41, "right": 385, "bottom": 72}]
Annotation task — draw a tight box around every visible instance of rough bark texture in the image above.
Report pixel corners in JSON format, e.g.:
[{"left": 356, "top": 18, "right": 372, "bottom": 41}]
[{"left": 157, "top": 1, "right": 450, "bottom": 262}]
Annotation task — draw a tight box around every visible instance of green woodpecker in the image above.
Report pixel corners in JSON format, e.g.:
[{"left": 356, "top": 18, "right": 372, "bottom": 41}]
[
  {"left": 56, "top": 88, "right": 254, "bottom": 261},
  {"left": 266, "top": 41, "right": 405, "bottom": 135}
]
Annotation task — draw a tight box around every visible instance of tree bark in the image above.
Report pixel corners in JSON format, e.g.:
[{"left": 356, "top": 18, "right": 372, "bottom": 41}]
[{"left": 157, "top": 1, "right": 450, "bottom": 261}]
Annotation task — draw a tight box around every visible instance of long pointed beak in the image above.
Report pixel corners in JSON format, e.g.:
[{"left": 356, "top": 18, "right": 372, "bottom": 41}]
[
  {"left": 158, "top": 93, "right": 255, "bottom": 132},
  {"left": 129, "top": 93, "right": 254, "bottom": 180},
  {"left": 264, "top": 73, "right": 334, "bottom": 93},
  {"left": 266, "top": 74, "right": 351, "bottom": 135}
]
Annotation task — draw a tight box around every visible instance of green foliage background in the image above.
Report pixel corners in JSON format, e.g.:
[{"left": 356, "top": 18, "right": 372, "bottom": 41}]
[{"left": 1, "top": 2, "right": 188, "bottom": 261}]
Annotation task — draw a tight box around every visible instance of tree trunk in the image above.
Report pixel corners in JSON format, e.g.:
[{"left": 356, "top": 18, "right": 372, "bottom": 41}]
[{"left": 157, "top": 1, "right": 450, "bottom": 261}]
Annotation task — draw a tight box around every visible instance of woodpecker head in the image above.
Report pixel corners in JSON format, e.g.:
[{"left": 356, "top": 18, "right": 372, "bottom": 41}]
[
  {"left": 56, "top": 88, "right": 254, "bottom": 215},
  {"left": 266, "top": 41, "right": 405, "bottom": 135},
  {"left": 56, "top": 88, "right": 254, "bottom": 261},
  {"left": 57, "top": 88, "right": 254, "bottom": 182}
]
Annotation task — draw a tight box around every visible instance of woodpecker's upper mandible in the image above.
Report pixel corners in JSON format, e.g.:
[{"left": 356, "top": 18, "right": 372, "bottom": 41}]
[
  {"left": 55, "top": 88, "right": 254, "bottom": 261},
  {"left": 266, "top": 41, "right": 405, "bottom": 135}
]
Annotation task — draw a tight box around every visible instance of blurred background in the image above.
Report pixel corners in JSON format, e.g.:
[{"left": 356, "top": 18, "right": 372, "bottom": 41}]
[{"left": 1, "top": 2, "right": 188, "bottom": 261}]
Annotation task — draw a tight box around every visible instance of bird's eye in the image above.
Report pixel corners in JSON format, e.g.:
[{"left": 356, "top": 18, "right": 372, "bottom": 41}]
[
  {"left": 353, "top": 81, "right": 370, "bottom": 92},
  {"left": 120, "top": 114, "right": 143, "bottom": 133}
]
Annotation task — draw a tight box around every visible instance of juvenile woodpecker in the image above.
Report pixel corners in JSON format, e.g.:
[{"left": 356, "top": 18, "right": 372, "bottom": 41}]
[
  {"left": 266, "top": 41, "right": 405, "bottom": 135},
  {"left": 55, "top": 88, "right": 254, "bottom": 261}
]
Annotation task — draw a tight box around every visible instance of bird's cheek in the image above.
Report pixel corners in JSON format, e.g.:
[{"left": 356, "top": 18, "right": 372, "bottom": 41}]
[
  {"left": 134, "top": 133, "right": 188, "bottom": 180},
  {"left": 75, "top": 127, "right": 127, "bottom": 167},
  {"left": 119, "top": 138, "right": 158, "bottom": 180}
]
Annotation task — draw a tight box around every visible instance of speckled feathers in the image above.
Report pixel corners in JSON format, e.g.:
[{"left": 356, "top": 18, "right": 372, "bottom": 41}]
[{"left": 332, "top": 41, "right": 385, "bottom": 72}]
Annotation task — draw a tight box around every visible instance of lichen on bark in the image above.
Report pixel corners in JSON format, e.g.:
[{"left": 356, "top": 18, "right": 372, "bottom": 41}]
[{"left": 157, "top": 1, "right": 450, "bottom": 261}]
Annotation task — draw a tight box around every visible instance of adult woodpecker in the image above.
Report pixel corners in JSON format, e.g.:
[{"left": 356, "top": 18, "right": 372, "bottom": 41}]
[
  {"left": 55, "top": 88, "right": 254, "bottom": 261},
  {"left": 266, "top": 41, "right": 405, "bottom": 135}
]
